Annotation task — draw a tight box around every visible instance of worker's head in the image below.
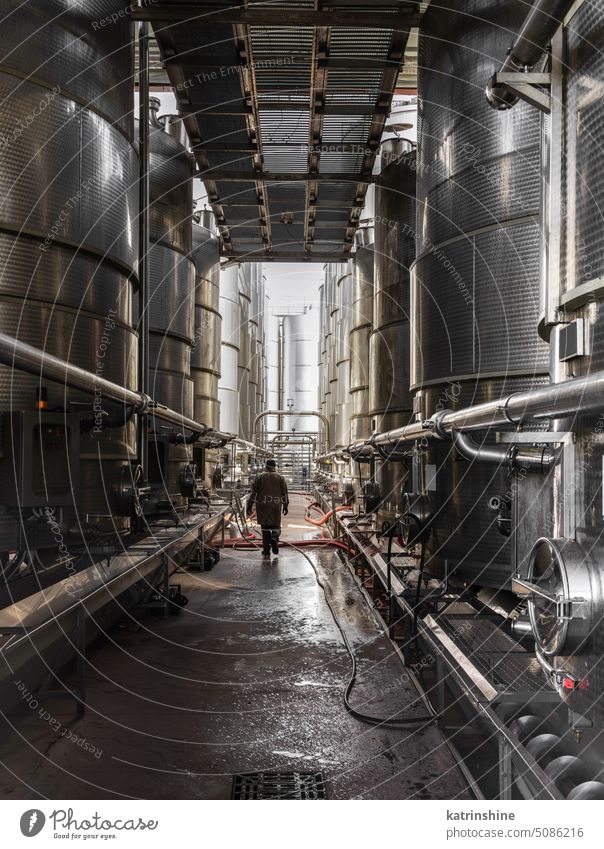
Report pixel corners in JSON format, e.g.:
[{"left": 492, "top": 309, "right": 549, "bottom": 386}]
[{"left": 266, "top": 459, "right": 277, "bottom": 470}]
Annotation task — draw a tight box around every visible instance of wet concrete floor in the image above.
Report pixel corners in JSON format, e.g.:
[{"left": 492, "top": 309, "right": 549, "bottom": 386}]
[{"left": 0, "top": 494, "right": 470, "bottom": 799}]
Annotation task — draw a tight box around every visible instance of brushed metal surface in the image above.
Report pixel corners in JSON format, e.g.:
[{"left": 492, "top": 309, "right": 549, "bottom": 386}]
[
  {"left": 218, "top": 265, "right": 241, "bottom": 435},
  {"left": 148, "top": 112, "right": 195, "bottom": 502},
  {"left": 370, "top": 151, "right": 416, "bottom": 424},
  {"left": 282, "top": 312, "right": 320, "bottom": 433},
  {"left": 0, "top": 2, "right": 137, "bottom": 537},
  {"left": 532, "top": 2, "right": 604, "bottom": 727},
  {"left": 191, "top": 220, "right": 221, "bottom": 431},
  {"left": 414, "top": 1, "right": 550, "bottom": 588}
]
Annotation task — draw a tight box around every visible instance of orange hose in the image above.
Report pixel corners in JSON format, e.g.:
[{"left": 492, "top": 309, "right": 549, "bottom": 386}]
[{"left": 304, "top": 505, "right": 352, "bottom": 526}]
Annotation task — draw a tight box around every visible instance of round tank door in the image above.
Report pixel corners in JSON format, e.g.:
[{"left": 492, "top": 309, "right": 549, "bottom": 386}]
[{"left": 524, "top": 538, "right": 596, "bottom": 658}]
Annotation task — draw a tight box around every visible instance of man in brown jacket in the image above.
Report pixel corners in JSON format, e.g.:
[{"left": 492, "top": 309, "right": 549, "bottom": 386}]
[{"left": 247, "top": 459, "right": 289, "bottom": 555}]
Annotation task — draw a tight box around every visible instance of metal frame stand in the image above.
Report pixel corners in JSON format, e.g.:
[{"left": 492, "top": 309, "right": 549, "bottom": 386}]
[{"left": 37, "top": 605, "right": 87, "bottom": 716}]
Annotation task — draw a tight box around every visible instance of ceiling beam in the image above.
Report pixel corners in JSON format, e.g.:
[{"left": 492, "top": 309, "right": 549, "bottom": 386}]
[
  {"left": 223, "top": 251, "right": 352, "bottom": 263},
  {"left": 199, "top": 171, "right": 374, "bottom": 182},
  {"left": 182, "top": 102, "right": 389, "bottom": 115},
  {"left": 161, "top": 54, "right": 402, "bottom": 70},
  {"left": 131, "top": 6, "right": 421, "bottom": 28},
  {"left": 233, "top": 13, "right": 273, "bottom": 252}
]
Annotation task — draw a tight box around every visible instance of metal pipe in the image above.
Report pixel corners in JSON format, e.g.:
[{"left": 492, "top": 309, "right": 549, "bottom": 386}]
[
  {"left": 486, "top": 0, "right": 574, "bottom": 109},
  {"left": 233, "top": 437, "right": 271, "bottom": 457},
  {"left": 451, "top": 431, "right": 558, "bottom": 473},
  {"left": 253, "top": 409, "right": 330, "bottom": 448},
  {"left": 137, "top": 20, "right": 151, "bottom": 472},
  {"left": 328, "top": 366, "right": 604, "bottom": 459},
  {"left": 0, "top": 331, "right": 234, "bottom": 443}
]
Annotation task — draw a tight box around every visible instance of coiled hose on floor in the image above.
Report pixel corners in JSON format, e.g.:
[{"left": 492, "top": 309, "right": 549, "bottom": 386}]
[{"left": 223, "top": 524, "right": 437, "bottom": 729}]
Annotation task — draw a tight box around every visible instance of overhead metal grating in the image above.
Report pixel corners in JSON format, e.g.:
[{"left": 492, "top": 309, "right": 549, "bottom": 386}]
[
  {"left": 232, "top": 771, "right": 327, "bottom": 799},
  {"left": 132, "top": 1, "right": 420, "bottom": 261}
]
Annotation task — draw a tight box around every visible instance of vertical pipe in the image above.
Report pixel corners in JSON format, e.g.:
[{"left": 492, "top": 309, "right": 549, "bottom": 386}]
[
  {"left": 137, "top": 21, "right": 150, "bottom": 476},
  {"left": 277, "top": 318, "right": 284, "bottom": 432}
]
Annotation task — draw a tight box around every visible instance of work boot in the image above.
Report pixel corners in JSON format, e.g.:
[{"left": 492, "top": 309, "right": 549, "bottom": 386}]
[
  {"left": 262, "top": 548, "right": 270, "bottom": 557},
  {"left": 271, "top": 538, "right": 279, "bottom": 555}
]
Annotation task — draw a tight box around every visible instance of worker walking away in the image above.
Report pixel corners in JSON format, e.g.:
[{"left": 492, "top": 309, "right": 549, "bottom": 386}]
[{"left": 247, "top": 459, "right": 289, "bottom": 556}]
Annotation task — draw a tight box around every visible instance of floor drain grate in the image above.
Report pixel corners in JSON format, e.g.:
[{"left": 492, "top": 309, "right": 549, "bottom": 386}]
[{"left": 232, "top": 771, "right": 327, "bottom": 799}]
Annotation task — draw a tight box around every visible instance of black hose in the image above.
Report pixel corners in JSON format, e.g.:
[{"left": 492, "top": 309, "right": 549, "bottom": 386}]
[
  {"left": 225, "top": 502, "right": 437, "bottom": 727},
  {"left": 284, "top": 539, "right": 437, "bottom": 728}
]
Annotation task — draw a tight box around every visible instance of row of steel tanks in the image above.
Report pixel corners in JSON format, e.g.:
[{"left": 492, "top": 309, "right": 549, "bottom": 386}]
[
  {"left": 0, "top": 1, "right": 139, "bottom": 566},
  {"left": 316, "top": 0, "right": 604, "bottom": 759},
  {"left": 413, "top": 0, "right": 549, "bottom": 589},
  {"left": 317, "top": 146, "right": 416, "bottom": 518},
  {"left": 0, "top": 2, "right": 226, "bottom": 581},
  {"left": 412, "top": 0, "right": 604, "bottom": 782},
  {"left": 218, "top": 261, "right": 267, "bottom": 483},
  {"left": 518, "top": 0, "right": 604, "bottom": 736}
]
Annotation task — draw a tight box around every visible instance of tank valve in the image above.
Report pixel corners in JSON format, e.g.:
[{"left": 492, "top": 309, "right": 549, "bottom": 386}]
[{"left": 488, "top": 494, "right": 512, "bottom": 536}]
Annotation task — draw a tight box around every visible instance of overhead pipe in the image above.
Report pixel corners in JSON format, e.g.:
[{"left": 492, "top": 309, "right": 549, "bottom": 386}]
[
  {"left": 0, "top": 331, "right": 234, "bottom": 444},
  {"left": 486, "top": 0, "right": 574, "bottom": 109},
  {"left": 322, "top": 366, "right": 604, "bottom": 467},
  {"left": 253, "top": 409, "right": 330, "bottom": 449}
]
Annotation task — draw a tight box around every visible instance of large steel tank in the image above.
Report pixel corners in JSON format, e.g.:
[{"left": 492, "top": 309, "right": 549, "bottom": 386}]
[
  {"left": 218, "top": 264, "right": 241, "bottom": 435},
  {"left": 350, "top": 226, "right": 374, "bottom": 443},
  {"left": 0, "top": 0, "right": 138, "bottom": 551},
  {"left": 317, "top": 284, "right": 327, "bottom": 421},
  {"left": 147, "top": 100, "right": 195, "bottom": 509},
  {"left": 191, "top": 210, "right": 221, "bottom": 487},
  {"left": 256, "top": 270, "right": 267, "bottom": 433},
  {"left": 238, "top": 264, "right": 252, "bottom": 441},
  {"left": 191, "top": 211, "right": 221, "bottom": 431},
  {"left": 248, "top": 264, "right": 261, "bottom": 431},
  {"left": 334, "top": 265, "right": 353, "bottom": 449},
  {"left": 325, "top": 264, "right": 342, "bottom": 449},
  {"left": 412, "top": 0, "right": 549, "bottom": 587},
  {"left": 266, "top": 311, "right": 281, "bottom": 435},
  {"left": 518, "top": 2, "right": 604, "bottom": 730},
  {"left": 282, "top": 311, "right": 320, "bottom": 434},
  {"left": 370, "top": 144, "right": 416, "bottom": 525}
]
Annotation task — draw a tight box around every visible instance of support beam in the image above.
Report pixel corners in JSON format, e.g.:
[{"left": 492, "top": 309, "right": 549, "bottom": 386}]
[
  {"left": 131, "top": 6, "right": 421, "bottom": 28},
  {"left": 162, "top": 54, "right": 404, "bottom": 70},
  {"left": 182, "top": 102, "right": 389, "bottom": 115},
  {"left": 200, "top": 171, "right": 374, "bottom": 183},
  {"left": 223, "top": 251, "right": 351, "bottom": 263}
]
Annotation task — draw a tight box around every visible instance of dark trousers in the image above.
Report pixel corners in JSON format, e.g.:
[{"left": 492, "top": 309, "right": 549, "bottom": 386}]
[{"left": 261, "top": 525, "right": 280, "bottom": 553}]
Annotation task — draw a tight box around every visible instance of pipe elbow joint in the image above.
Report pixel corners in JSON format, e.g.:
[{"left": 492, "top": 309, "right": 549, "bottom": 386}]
[{"left": 485, "top": 73, "right": 519, "bottom": 110}]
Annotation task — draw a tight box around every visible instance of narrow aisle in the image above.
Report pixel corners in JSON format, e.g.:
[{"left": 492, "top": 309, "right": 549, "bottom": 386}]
[{"left": 0, "top": 495, "right": 470, "bottom": 800}]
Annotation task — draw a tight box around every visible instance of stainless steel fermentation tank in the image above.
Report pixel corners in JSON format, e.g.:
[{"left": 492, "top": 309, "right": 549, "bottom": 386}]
[
  {"left": 413, "top": 0, "right": 549, "bottom": 586},
  {"left": 249, "top": 263, "right": 265, "bottom": 435},
  {"left": 282, "top": 311, "right": 321, "bottom": 434},
  {"left": 191, "top": 210, "right": 222, "bottom": 487},
  {"left": 370, "top": 144, "right": 416, "bottom": 525},
  {"left": 218, "top": 264, "right": 241, "bottom": 437},
  {"left": 514, "top": 1, "right": 604, "bottom": 729},
  {"left": 238, "top": 264, "right": 252, "bottom": 443},
  {"left": 147, "top": 100, "right": 195, "bottom": 510},
  {"left": 334, "top": 267, "right": 353, "bottom": 449},
  {"left": 323, "top": 263, "right": 348, "bottom": 449},
  {"left": 350, "top": 225, "right": 374, "bottom": 445},
  {"left": 0, "top": 0, "right": 138, "bottom": 552}
]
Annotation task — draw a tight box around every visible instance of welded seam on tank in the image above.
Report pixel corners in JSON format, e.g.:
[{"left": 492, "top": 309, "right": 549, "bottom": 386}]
[
  {"left": 0, "top": 223, "right": 139, "bottom": 281},
  {"left": 409, "top": 368, "right": 551, "bottom": 393},
  {"left": 410, "top": 213, "right": 539, "bottom": 267},
  {"left": 0, "top": 64, "right": 135, "bottom": 145}
]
